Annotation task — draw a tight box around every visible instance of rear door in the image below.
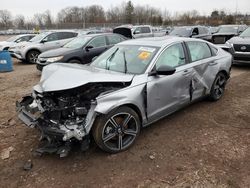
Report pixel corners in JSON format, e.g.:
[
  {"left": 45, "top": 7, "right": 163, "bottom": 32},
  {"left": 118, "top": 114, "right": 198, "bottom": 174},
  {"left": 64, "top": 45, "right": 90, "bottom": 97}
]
[
  {"left": 83, "top": 36, "right": 107, "bottom": 63},
  {"left": 185, "top": 41, "right": 218, "bottom": 100},
  {"left": 147, "top": 42, "right": 193, "bottom": 122}
]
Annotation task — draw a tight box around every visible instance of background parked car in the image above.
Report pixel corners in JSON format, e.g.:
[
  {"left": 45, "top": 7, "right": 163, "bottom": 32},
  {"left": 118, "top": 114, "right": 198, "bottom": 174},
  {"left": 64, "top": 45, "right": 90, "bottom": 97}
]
[
  {"left": 36, "top": 33, "right": 127, "bottom": 71},
  {"left": 212, "top": 25, "right": 248, "bottom": 44},
  {"left": 113, "top": 25, "right": 155, "bottom": 39},
  {"left": 78, "top": 30, "right": 104, "bottom": 35},
  {"left": 0, "top": 34, "right": 36, "bottom": 51},
  {"left": 169, "top": 26, "right": 212, "bottom": 41},
  {"left": 9, "top": 31, "right": 78, "bottom": 63},
  {"left": 223, "top": 27, "right": 250, "bottom": 64}
]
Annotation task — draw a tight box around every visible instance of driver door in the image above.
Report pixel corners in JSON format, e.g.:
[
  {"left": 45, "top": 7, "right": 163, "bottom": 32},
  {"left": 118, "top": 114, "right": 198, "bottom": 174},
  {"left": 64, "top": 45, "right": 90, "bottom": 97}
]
[
  {"left": 147, "top": 43, "right": 193, "bottom": 122},
  {"left": 83, "top": 36, "right": 107, "bottom": 63}
]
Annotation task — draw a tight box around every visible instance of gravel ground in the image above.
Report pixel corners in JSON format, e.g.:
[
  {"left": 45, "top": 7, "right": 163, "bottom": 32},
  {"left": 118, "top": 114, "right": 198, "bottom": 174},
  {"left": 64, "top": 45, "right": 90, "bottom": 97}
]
[{"left": 0, "top": 35, "right": 250, "bottom": 188}]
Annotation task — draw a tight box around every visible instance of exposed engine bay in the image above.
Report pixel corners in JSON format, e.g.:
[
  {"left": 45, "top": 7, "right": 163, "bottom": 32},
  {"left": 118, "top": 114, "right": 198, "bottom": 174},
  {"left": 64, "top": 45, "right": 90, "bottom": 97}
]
[{"left": 16, "top": 82, "right": 128, "bottom": 157}]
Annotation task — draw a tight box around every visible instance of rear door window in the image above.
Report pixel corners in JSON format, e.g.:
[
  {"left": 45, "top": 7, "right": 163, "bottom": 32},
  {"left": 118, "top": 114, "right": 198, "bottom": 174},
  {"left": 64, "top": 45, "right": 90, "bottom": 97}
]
[
  {"left": 59, "top": 32, "right": 77, "bottom": 40},
  {"left": 186, "top": 41, "right": 212, "bottom": 62},
  {"left": 107, "top": 35, "right": 123, "bottom": 45},
  {"left": 88, "top": 36, "right": 106, "bottom": 48},
  {"left": 45, "top": 33, "right": 59, "bottom": 42}
]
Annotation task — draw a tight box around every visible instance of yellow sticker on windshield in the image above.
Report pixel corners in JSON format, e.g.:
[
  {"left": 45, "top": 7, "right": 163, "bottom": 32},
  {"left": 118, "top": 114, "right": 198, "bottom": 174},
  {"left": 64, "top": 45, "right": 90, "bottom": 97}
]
[{"left": 138, "top": 51, "right": 150, "bottom": 60}]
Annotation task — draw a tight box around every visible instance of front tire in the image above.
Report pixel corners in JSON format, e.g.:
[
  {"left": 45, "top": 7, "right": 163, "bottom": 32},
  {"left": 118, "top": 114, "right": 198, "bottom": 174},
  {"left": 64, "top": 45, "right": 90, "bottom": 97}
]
[
  {"left": 26, "top": 50, "right": 40, "bottom": 64},
  {"left": 92, "top": 106, "right": 141, "bottom": 153},
  {"left": 208, "top": 72, "right": 227, "bottom": 101}
]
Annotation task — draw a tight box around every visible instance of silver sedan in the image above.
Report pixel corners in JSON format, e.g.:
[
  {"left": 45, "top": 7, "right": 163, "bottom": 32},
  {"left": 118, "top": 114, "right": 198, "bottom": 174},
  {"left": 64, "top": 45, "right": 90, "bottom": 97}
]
[{"left": 17, "top": 36, "right": 232, "bottom": 156}]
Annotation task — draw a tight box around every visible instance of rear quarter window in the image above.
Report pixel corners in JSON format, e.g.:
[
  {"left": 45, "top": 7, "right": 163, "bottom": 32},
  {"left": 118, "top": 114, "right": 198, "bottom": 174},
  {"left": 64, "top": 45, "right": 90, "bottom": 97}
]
[{"left": 210, "top": 45, "right": 218, "bottom": 56}]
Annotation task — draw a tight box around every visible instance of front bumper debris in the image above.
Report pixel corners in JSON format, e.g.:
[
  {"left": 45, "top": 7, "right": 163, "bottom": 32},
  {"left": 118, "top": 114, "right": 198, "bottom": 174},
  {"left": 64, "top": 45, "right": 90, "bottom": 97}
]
[{"left": 16, "top": 95, "right": 95, "bottom": 157}]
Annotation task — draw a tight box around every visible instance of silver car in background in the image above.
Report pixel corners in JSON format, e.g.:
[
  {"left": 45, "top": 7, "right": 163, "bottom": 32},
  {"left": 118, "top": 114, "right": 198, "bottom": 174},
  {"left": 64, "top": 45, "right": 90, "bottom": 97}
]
[
  {"left": 0, "top": 34, "right": 36, "bottom": 51},
  {"left": 16, "top": 36, "right": 232, "bottom": 157},
  {"left": 9, "top": 31, "right": 78, "bottom": 63}
]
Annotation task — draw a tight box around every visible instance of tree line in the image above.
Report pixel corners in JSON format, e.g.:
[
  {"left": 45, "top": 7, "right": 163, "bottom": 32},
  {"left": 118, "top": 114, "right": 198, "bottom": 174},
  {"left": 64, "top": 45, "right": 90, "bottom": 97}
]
[{"left": 0, "top": 1, "right": 249, "bottom": 30}]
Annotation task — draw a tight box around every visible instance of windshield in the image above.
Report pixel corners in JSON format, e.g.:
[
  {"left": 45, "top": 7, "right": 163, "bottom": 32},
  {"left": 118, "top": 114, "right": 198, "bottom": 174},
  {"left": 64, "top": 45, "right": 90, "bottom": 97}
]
[
  {"left": 29, "top": 32, "right": 49, "bottom": 42},
  {"left": 91, "top": 45, "right": 159, "bottom": 74},
  {"left": 6, "top": 36, "right": 19, "bottom": 42},
  {"left": 169, "top": 27, "right": 191, "bottom": 37},
  {"left": 64, "top": 36, "right": 92, "bottom": 49},
  {"left": 218, "top": 26, "right": 238, "bottom": 33},
  {"left": 240, "top": 27, "right": 250, "bottom": 37}
]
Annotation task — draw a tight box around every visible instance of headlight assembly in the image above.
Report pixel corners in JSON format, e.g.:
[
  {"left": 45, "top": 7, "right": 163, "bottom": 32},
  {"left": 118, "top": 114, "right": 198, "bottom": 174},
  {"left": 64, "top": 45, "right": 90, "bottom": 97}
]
[{"left": 46, "top": 56, "right": 64, "bottom": 63}]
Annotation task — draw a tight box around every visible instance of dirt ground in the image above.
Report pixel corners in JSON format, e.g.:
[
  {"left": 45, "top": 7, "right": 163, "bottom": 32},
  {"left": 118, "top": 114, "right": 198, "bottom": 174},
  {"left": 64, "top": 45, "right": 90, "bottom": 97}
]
[{"left": 0, "top": 35, "right": 250, "bottom": 188}]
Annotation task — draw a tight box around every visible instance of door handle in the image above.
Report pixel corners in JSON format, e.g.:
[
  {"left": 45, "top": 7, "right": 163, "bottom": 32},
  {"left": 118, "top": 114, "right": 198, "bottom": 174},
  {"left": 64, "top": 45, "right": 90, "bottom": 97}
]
[
  {"left": 182, "top": 69, "right": 191, "bottom": 76},
  {"left": 209, "top": 62, "right": 218, "bottom": 66}
]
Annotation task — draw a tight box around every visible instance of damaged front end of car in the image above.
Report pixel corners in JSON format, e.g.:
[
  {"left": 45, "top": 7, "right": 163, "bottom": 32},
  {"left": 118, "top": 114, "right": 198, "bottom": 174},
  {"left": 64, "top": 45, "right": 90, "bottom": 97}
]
[{"left": 16, "top": 82, "right": 128, "bottom": 157}]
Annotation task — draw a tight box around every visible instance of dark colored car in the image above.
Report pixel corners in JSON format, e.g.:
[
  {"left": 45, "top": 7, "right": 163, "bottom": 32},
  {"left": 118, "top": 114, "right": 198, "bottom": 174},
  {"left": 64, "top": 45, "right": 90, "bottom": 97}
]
[
  {"left": 225, "top": 27, "right": 250, "bottom": 64},
  {"left": 36, "top": 33, "right": 127, "bottom": 71},
  {"left": 169, "top": 26, "right": 212, "bottom": 41},
  {"left": 212, "top": 25, "right": 247, "bottom": 44}
]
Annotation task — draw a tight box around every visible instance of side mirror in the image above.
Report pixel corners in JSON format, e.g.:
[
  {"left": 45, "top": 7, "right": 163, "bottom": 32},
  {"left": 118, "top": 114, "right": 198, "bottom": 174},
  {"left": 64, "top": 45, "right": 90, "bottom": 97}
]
[
  {"left": 149, "top": 65, "right": 176, "bottom": 76},
  {"left": 85, "top": 45, "right": 94, "bottom": 52}
]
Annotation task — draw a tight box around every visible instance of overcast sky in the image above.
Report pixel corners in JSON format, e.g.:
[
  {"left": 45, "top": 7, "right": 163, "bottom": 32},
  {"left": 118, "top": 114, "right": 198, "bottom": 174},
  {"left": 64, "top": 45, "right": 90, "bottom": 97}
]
[{"left": 1, "top": 0, "right": 250, "bottom": 18}]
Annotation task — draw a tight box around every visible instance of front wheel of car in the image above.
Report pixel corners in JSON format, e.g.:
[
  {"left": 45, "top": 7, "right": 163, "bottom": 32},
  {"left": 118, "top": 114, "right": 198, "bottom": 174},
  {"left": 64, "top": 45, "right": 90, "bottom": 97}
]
[
  {"left": 92, "top": 106, "right": 141, "bottom": 153},
  {"left": 208, "top": 72, "right": 227, "bottom": 101},
  {"left": 26, "top": 50, "right": 40, "bottom": 64}
]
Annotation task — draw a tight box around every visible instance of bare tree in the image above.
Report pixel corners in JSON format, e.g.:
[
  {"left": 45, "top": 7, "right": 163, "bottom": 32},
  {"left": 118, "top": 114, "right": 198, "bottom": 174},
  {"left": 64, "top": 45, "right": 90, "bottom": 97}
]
[
  {"left": 0, "top": 10, "right": 12, "bottom": 29},
  {"left": 14, "top": 14, "right": 25, "bottom": 29},
  {"left": 43, "top": 10, "right": 53, "bottom": 29},
  {"left": 34, "top": 13, "right": 44, "bottom": 28}
]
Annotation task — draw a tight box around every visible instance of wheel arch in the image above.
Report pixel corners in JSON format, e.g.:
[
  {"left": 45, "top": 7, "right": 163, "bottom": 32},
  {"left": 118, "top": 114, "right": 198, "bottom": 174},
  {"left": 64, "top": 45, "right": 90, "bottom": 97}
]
[
  {"left": 25, "top": 48, "right": 41, "bottom": 60},
  {"left": 95, "top": 102, "right": 144, "bottom": 126},
  {"left": 120, "top": 103, "right": 143, "bottom": 125},
  {"left": 67, "top": 57, "right": 82, "bottom": 63},
  {"left": 218, "top": 69, "right": 230, "bottom": 79}
]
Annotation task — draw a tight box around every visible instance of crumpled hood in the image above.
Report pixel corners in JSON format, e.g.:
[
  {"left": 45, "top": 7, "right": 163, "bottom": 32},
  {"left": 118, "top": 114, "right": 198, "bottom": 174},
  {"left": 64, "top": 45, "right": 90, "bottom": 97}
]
[
  {"left": 34, "top": 63, "right": 134, "bottom": 92},
  {"left": 228, "top": 36, "right": 250, "bottom": 44}
]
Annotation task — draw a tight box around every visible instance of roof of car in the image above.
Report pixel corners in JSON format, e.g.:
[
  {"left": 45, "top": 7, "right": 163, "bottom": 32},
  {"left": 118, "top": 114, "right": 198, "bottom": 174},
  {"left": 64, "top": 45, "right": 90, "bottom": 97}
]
[
  {"left": 119, "top": 36, "right": 199, "bottom": 47},
  {"left": 16, "top": 34, "right": 36, "bottom": 37},
  {"left": 174, "top": 25, "right": 206, "bottom": 28},
  {"left": 78, "top": 33, "right": 121, "bottom": 38}
]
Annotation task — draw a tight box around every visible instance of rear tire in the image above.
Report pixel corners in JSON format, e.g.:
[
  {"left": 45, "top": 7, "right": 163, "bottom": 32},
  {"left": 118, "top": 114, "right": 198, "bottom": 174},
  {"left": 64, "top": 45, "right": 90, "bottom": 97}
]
[
  {"left": 208, "top": 72, "right": 227, "bottom": 101},
  {"left": 92, "top": 106, "right": 141, "bottom": 153},
  {"left": 26, "top": 50, "right": 40, "bottom": 64}
]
